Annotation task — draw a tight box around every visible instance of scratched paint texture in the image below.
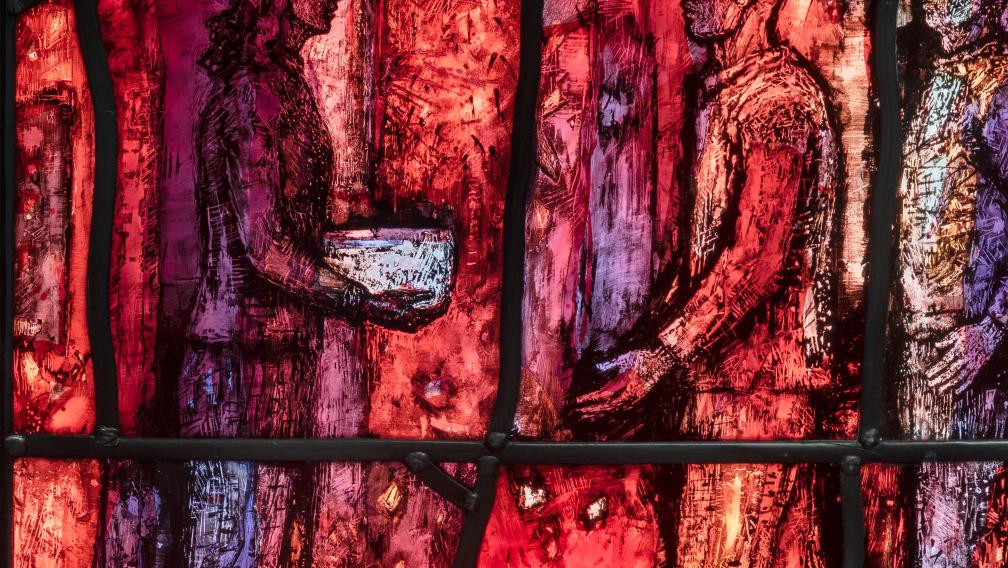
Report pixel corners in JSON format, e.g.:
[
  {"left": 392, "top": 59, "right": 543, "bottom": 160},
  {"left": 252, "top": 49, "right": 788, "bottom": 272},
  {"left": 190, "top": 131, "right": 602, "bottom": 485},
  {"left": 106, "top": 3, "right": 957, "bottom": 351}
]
[
  {"left": 865, "top": 0, "right": 1008, "bottom": 564},
  {"left": 4, "top": 0, "right": 894, "bottom": 567},
  {"left": 10, "top": 2, "right": 101, "bottom": 566},
  {"left": 482, "top": 464, "right": 845, "bottom": 567},
  {"left": 863, "top": 463, "right": 1008, "bottom": 567},
  {"left": 12, "top": 0, "right": 512, "bottom": 564},
  {"left": 12, "top": 0, "right": 94, "bottom": 436},
  {"left": 146, "top": 0, "right": 518, "bottom": 442},
  {"left": 13, "top": 459, "right": 467, "bottom": 567},
  {"left": 516, "top": 0, "right": 872, "bottom": 443},
  {"left": 499, "top": 0, "right": 873, "bottom": 564}
]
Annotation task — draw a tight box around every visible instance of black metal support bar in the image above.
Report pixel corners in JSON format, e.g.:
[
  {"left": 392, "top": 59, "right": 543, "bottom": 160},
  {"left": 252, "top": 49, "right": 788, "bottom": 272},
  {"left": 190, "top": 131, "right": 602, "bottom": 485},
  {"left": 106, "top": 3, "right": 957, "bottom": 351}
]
[
  {"left": 404, "top": 451, "right": 479, "bottom": 512},
  {"left": 840, "top": 456, "right": 866, "bottom": 568},
  {"left": 452, "top": 456, "right": 501, "bottom": 568},
  {"left": 4, "top": 434, "right": 487, "bottom": 462},
  {"left": 485, "top": 0, "right": 545, "bottom": 452},
  {"left": 860, "top": 0, "right": 900, "bottom": 449},
  {"left": 73, "top": 0, "right": 119, "bottom": 434},
  {"left": 13, "top": 434, "right": 1008, "bottom": 465}
]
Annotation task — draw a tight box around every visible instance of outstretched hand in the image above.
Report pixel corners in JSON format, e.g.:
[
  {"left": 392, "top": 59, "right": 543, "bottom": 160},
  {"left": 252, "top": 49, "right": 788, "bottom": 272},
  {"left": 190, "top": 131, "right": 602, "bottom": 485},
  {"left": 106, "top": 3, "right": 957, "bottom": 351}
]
[{"left": 564, "top": 345, "right": 683, "bottom": 432}]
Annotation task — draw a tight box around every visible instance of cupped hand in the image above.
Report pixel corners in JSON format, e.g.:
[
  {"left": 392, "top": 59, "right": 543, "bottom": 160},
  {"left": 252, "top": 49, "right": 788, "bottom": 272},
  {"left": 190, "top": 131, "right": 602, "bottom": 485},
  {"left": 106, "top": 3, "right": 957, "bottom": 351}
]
[{"left": 364, "top": 288, "right": 443, "bottom": 331}]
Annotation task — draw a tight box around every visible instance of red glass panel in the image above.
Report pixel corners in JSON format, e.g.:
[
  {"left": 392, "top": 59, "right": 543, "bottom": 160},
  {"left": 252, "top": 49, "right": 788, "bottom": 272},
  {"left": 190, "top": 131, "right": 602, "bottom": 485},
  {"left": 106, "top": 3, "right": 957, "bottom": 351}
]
[
  {"left": 482, "top": 464, "right": 844, "bottom": 566},
  {"left": 91, "top": 0, "right": 519, "bottom": 441},
  {"left": 100, "top": 0, "right": 162, "bottom": 436},
  {"left": 13, "top": 459, "right": 469, "bottom": 566},
  {"left": 515, "top": 0, "right": 873, "bottom": 442},
  {"left": 13, "top": 0, "right": 94, "bottom": 435},
  {"left": 13, "top": 459, "right": 101, "bottom": 567}
]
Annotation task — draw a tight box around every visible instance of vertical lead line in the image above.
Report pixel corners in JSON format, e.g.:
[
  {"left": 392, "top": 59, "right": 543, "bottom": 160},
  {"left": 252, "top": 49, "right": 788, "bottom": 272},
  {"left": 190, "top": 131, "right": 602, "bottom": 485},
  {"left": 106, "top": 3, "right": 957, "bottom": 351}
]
[
  {"left": 455, "top": 0, "right": 545, "bottom": 562},
  {"left": 859, "top": 0, "right": 900, "bottom": 448},
  {"left": 451, "top": 457, "right": 501, "bottom": 568},
  {"left": 2, "top": 6, "right": 16, "bottom": 567},
  {"left": 840, "top": 457, "right": 866, "bottom": 568},
  {"left": 485, "top": 0, "right": 545, "bottom": 451},
  {"left": 72, "top": 0, "right": 119, "bottom": 434}
]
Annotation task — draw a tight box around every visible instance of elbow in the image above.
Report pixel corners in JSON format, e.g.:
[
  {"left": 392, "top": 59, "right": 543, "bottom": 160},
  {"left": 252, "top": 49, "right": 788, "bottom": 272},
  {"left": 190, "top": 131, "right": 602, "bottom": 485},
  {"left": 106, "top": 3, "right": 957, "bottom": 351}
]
[{"left": 244, "top": 235, "right": 275, "bottom": 279}]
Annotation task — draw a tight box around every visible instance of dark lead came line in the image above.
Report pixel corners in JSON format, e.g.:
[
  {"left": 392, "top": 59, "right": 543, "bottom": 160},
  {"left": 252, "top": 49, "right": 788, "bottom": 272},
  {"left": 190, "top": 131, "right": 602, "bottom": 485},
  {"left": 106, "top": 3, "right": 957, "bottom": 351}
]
[
  {"left": 456, "top": 0, "right": 545, "bottom": 562},
  {"left": 12, "top": 434, "right": 1008, "bottom": 464},
  {"left": 485, "top": 0, "right": 544, "bottom": 452},
  {"left": 840, "top": 456, "right": 866, "bottom": 568},
  {"left": 73, "top": 0, "right": 119, "bottom": 434},
  {"left": 859, "top": 0, "right": 901, "bottom": 449}
]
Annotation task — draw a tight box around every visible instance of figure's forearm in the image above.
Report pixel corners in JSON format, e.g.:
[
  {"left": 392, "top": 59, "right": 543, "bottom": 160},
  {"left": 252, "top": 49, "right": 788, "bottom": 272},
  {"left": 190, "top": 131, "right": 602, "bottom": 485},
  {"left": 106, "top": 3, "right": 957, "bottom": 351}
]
[
  {"left": 658, "top": 255, "right": 781, "bottom": 359},
  {"left": 954, "top": 316, "right": 1005, "bottom": 388},
  {"left": 658, "top": 144, "right": 802, "bottom": 360},
  {"left": 249, "top": 238, "right": 364, "bottom": 312}
]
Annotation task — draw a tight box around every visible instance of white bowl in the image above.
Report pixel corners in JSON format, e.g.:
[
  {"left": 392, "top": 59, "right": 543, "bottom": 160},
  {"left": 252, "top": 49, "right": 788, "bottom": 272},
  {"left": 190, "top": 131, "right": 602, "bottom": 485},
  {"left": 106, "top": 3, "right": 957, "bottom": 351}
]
[{"left": 322, "top": 227, "right": 456, "bottom": 310}]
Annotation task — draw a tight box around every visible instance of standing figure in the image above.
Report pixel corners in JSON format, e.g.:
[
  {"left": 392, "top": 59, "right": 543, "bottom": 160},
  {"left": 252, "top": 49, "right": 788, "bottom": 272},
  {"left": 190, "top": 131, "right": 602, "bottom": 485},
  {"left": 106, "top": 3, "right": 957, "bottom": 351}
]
[
  {"left": 182, "top": 0, "right": 429, "bottom": 564},
  {"left": 569, "top": 0, "right": 841, "bottom": 561},
  {"left": 893, "top": 0, "right": 1008, "bottom": 561}
]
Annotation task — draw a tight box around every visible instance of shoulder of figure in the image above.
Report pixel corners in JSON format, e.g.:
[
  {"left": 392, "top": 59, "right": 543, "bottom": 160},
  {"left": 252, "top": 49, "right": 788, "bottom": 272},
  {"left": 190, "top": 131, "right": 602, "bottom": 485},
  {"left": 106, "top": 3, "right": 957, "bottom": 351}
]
[{"left": 726, "top": 50, "right": 830, "bottom": 149}]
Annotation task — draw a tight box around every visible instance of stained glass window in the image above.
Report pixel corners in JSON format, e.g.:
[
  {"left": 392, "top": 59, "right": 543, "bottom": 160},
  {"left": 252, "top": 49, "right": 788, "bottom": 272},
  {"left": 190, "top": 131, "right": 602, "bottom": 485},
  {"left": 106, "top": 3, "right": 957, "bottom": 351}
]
[{"left": 3, "top": 0, "right": 1007, "bottom": 566}]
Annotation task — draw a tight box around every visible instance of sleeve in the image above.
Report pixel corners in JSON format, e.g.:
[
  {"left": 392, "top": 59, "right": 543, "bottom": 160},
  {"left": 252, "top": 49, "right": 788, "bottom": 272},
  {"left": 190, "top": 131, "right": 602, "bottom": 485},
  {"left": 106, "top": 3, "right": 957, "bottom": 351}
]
[
  {"left": 658, "top": 103, "right": 818, "bottom": 361},
  {"left": 201, "top": 83, "right": 365, "bottom": 312}
]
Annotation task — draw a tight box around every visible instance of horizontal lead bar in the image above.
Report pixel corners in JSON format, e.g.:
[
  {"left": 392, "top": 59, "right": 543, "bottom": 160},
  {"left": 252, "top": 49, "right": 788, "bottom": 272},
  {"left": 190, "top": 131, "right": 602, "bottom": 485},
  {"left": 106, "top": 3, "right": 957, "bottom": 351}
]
[
  {"left": 4, "top": 435, "right": 486, "bottom": 462},
  {"left": 8, "top": 434, "right": 1008, "bottom": 464}
]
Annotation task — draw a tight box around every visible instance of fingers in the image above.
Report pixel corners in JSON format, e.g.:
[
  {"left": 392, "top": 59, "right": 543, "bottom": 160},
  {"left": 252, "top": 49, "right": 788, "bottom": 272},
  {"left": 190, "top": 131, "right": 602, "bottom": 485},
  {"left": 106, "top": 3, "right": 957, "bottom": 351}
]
[
  {"left": 571, "top": 370, "right": 642, "bottom": 417},
  {"left": 363, "top": 288, "right": 446, "bottom": 331}
]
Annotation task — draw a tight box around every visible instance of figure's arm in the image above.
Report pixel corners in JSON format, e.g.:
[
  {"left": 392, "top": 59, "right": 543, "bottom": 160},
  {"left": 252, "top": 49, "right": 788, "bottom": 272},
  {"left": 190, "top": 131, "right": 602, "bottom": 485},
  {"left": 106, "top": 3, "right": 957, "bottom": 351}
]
[
  {"left": 239, "top": 162, "right": 363, "bottom": 310},
  {"left": 923, "top": 230, "right": 1008, "bottom": 394},
  {"left": 658, "top": 137, "right": 807, "bottom": 361},
  {"left": 921, "top": 86, "right": 1008, "bottom": 394},
  {"left": 569, "top": 118, "right": 816, "bottom": 419},
  {"left": 214, "top": 93, "right": 366, "bottom": 313},
  {"left": 204, "top": 83, "right": 437, "bottom": 328}
]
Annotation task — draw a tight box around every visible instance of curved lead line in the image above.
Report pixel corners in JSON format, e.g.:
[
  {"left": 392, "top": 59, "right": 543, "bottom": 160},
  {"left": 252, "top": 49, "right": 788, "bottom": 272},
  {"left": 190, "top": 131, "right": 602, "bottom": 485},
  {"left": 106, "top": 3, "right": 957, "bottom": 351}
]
[
  {"left": 73, "top": 0, "right": 120, "bottom": 435},
  {"left": 485, "top": 0, "right": 545, "bottom": 451},
  {"left": 846, "top": 0, "right": 901, "bottom": 563},
  {"left": 404, "top": 451, "right": 480, "bottom": 513},
  {"left": 452, "top": 456, "right": 501, "bottom": 568},
  {"left": 455, "top": 0, "right": 546, "bottom": 562}
]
